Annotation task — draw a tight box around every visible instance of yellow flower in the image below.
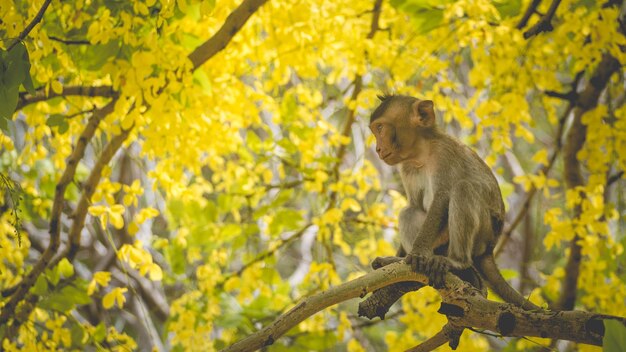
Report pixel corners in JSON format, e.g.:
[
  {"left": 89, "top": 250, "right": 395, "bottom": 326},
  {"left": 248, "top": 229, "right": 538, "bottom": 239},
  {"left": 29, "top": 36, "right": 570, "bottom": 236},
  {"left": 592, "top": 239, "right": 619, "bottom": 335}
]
[{"left": 102, "top": 287, "right": 128, "bottom": 309}]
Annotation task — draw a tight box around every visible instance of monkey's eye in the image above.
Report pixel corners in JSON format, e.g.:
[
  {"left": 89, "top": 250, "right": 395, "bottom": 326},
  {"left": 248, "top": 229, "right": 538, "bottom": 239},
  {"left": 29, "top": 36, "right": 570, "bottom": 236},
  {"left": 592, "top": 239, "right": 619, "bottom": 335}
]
[{"left": 376, "top": 124, "right": 383, "bottom": 132}]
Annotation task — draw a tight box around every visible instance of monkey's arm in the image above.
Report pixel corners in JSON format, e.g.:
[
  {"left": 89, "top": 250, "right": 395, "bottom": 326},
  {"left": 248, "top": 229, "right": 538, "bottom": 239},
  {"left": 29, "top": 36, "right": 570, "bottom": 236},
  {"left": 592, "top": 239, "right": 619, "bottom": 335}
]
[
  {"left": 409, "top": 190, "right": 449, "bottom": 254},
  {"left": 405, "top": 190, "right": 450, "bottom": 287}
]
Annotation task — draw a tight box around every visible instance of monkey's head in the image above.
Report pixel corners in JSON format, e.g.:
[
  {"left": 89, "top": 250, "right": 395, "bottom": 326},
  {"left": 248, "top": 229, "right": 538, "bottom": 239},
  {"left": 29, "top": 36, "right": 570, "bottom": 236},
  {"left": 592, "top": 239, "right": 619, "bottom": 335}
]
[{"left": 369, "top": 94, "right": 436, "bottom": 165}]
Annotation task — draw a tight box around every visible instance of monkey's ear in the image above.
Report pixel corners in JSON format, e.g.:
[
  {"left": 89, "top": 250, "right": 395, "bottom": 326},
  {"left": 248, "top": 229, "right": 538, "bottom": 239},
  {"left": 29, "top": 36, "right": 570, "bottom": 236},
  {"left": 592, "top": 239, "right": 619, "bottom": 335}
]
[{"left": 413, "top": 100, "right": 435, "bottom": 127}]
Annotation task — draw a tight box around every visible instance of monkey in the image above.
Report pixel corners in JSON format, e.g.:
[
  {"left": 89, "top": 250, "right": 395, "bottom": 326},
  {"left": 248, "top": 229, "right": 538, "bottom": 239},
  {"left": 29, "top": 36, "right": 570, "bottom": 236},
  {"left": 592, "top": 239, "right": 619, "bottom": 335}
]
[{"left": 366, "top": 94, "right": 538, "bottom": 312}]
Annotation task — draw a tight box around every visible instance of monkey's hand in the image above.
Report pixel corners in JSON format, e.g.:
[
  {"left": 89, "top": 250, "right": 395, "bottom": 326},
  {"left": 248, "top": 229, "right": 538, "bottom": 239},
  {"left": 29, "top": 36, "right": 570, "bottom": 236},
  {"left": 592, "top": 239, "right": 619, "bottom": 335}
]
[
  {"left": 405, "top": 253, "right": 449, "bottom": 289},
  {"left": 371, "top": 256, "right": 403, "bottom": 270}
]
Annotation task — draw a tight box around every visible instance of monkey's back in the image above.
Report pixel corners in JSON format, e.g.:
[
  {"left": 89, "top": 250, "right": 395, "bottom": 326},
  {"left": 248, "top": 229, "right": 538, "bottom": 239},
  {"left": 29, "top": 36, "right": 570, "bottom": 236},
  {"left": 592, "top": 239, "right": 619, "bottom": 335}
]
[{"left": 432, "top": 134, "right": 505, "bottom": 233}]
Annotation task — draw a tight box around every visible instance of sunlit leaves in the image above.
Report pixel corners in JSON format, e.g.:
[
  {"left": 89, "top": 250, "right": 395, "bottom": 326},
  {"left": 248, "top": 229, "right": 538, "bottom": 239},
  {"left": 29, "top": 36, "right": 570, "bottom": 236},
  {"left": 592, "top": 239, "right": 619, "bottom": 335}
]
[
  {"left": 102, "top": 287, "right": 128, "bottom": 309},
  {"left": 88, "top": 204, "right": 126, "bottom": 229},
  {"left": 3, "top": 0, "right": 626, "bottom": 349},
  {"left": 87, "top": 271, "right": 112, "bottom": 295},
  {"left": 118, "top": 242, "right": 163, "bottom": 281}
]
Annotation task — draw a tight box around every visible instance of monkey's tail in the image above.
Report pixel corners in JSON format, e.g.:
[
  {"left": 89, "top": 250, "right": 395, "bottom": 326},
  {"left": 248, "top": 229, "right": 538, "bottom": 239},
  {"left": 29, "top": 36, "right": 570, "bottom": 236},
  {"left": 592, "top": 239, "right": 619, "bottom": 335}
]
[{"left": 476, "top": 252, "right": 539, "bottom": 311}]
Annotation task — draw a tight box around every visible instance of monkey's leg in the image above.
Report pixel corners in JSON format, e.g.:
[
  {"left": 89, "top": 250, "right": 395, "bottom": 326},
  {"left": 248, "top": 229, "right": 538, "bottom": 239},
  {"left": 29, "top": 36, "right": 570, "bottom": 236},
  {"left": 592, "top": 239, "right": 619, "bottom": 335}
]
[
  {"left": 416, "top": 181, "right": 485, "bottom": 289},
  {"left": 358, "top": 281, "right": 423, "bottom": 320}
]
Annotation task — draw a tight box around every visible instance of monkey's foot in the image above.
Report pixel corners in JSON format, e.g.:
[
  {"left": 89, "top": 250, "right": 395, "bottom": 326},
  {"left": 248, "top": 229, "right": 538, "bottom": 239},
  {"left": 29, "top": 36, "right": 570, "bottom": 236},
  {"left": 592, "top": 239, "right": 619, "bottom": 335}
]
[
  {"left": 358, "top": 282, "right": 423, "bottom": 320},
  {"left": 371, "top": 256, "right": 403, "bottom": 270},
  {"left": 405, "top": 254, "right": 449, "bottom": 289}
]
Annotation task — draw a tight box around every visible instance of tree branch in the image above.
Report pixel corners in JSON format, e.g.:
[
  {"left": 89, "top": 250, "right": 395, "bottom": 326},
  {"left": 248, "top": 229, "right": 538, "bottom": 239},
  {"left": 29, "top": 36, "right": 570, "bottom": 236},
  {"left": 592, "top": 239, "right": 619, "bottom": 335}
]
[
  {"left": 187, "top": 0, "right": 270, "bottom": 70},
  {"left": 6, "top": 0, "right": 52, "bottom": 51},
  {"left": 222, "top": 262, "right": 626, "bottom": 352},
  {"left": 517, "top": 0, "right": 542, "bottom": 30},
  {"left": 559, "top": 52, "right": 621, "bottom": 311},
  {"left": 327, "top": 0, "right": 383, "bottom": 209},
  {"left": 2, "top": 0, "right": 269, "bottom": 333},
  {"left": 67, "top": 126, "right": 132, "bottom": 263},
  {"left": 406, "top": 324, "right": 460, "bottom": 352},
  {"left": 494, "top": 103, "right": 571, "bottom": 257},
  {"left": 48, "top": 36, "right": 90, "bottom": 45},
  {"left": 17, "top": 85, "right": 117, "bottom": 110},
  {"left": 523, "top": 0, "right": 562, "bottom": 39},
  {"left": 0, "top": 99, "right": 117, "bottom": 326}
]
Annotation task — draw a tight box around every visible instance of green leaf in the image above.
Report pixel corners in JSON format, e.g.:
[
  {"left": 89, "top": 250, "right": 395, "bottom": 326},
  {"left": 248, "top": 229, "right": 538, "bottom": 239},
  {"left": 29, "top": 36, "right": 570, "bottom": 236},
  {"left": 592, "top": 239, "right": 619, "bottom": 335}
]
[
  {"left": 70, "top": 324, "right": 85, "bottom": 347},
  {"left": 0, "top": 86, "right": 19, "bottom": 118},
  {"left": 38, "top": 284, "right": 90, "bottom": 313},
  {"left": 604, "top": 320, "right": 626, "bottom": 352},
  {"left": 32, "top": 275, "right": 49, "bottom": 295},
  {"left": 4, "top": 61, "right": 25, "bottom": 88},
  {"left": 45, "top": 266, "right": 61, "bottom": 286},
  {"left": 494, "top": 0, "right": 521, "bottom": 19},
  {"left": 60, "top": 285, "right": 91, "bottom": 305},
  {"left": 57, "top": 258, "right": 75, "bottom": 278},
  {"left": 390, "top": 0, "right": 453, "bottom": 34},
  {"left": 39, "top": 293, "right": 75, "bottom": 312},
  {"left": 268, "top": 209, "right": 303, "bottom": 236},
  {"left": 20, "top": 44, "right": 35, "bottom": 94},
  {"left": 192, "top": 68, "right": 212, "bottom": 93},
  {"left": 57, "top": 121, "right": 70, "bottom": 134},
  {"left": 72, "top": 40, "right": 120, "bottom": 71},
  {"left": 46, "top": 114, "right": 66, "bottom": 127},
  {"left": 220, "top": 223, "right": 242, "bottom": 240},
  {"left": 2, "top": 43, "right": 35, "bottom": 95},
  {"left": 93, "top": 322, "right": 106, "bottom": 343},
  {"left": 0, "top": 116, "right": 8, "bottom": 132}
]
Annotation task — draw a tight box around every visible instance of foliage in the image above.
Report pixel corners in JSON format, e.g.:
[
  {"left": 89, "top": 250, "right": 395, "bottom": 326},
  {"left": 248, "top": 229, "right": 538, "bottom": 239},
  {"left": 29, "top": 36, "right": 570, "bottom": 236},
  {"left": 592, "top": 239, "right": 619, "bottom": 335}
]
[
  {"left": 603, "top": 320, "right": 626, "bottom": 352},
  {"left": 0, "top": 0, "right": 625, "bottom": 351}
]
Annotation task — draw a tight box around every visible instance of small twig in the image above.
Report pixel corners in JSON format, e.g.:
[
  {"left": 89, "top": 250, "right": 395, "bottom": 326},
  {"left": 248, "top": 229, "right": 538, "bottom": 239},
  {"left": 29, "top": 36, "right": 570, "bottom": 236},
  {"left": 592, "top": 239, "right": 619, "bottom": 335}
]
[
  {"left": 494, "top": 103, "right": 570, "bottom": 257},
  {"left": 517, "top": 0, "right": 542, "bottom": 29},
  {"left": 404, "top": 328, "right": 449, "bottom": 352},
  {"left": 6, "top": 0, "right": 52, "bottom": 51},
  {"left": 467, "top": 327, "right": 502, "bottom": 338},
  {"left": 523, "top": 0, "right": 562, "bottom": 39},
  {"left": 0, "top": 173, "right": 23, "bottom": 245},
  {"left": 220, "top": 223, "right": 314, "bottom": 284},
  {"left": 607, "top": 171, "right": 624, "bottom": 186},
  {"left": 65, "top": 108, "right": 97, "bottom": 119},
  {"left": 17, "top": 85, "right": 118, "bottom": 110},
  {"left": 544, "top": 90, "right": 578, "bottom": 103},
  {"left": 48, "top": 36, "right": 90, "bottom": 45}
]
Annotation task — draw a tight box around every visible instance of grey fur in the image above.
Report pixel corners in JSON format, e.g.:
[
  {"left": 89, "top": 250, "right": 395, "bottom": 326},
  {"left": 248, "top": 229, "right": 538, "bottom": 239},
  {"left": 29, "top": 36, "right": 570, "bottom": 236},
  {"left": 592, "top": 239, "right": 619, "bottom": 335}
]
[{"left": 370, "top": 95, "right": 538, "bottom": 309}]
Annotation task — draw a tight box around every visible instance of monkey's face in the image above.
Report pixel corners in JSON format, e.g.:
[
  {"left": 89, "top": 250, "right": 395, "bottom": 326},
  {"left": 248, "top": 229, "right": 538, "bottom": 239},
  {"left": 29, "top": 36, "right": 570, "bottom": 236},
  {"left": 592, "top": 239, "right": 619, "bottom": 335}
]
[
  {"left": 370, "top": 100, "right": 435, "bottom": 165},
  {"left": 370, "top": 116, "right": 412, "bottom": 165}
]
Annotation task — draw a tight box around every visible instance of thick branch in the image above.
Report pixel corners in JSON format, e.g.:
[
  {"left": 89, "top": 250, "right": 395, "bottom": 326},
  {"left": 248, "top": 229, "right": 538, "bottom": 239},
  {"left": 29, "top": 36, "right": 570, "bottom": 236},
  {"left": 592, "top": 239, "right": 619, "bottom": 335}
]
[
  {"left": 222, "top": 262, "right": 626, "bottom": 352},
  {"left": 17, "top": 85, "right": 117, "bottom": 110},
  {"left": 187, "top": 0, "right": 269, "bottom": 70},
  {"left": 6, "top": 0, "right": 52, "bottom": 51},
  {"left": 559, "top": 53, "right": 621, "bottom": 311}
]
